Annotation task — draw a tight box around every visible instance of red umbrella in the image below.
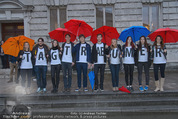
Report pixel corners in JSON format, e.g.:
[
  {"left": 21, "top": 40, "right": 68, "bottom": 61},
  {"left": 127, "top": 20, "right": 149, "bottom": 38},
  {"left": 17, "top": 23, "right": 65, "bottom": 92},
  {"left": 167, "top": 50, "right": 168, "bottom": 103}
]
[
  {"left": 90, "top": 26, "right": 120, "bottom": 46},
  {"left": 119, "top": 86, "right": 131, "bottom": 93},
  {"left": 148, "top": 28, "right": 178, "bottom": 43},
  {"left": 48, "top": 28, "right": 76, "bottom": 42},
  {"left": 64, "top": 19, "right": 93, "bottom": 37}
]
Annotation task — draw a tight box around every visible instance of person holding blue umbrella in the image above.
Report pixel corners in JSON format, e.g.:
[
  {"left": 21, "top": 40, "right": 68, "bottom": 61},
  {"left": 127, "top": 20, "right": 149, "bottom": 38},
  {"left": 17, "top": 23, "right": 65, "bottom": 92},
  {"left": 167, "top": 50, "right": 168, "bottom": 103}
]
[{"left": 122, "top": 36, "right": 137, "bottom": 92}]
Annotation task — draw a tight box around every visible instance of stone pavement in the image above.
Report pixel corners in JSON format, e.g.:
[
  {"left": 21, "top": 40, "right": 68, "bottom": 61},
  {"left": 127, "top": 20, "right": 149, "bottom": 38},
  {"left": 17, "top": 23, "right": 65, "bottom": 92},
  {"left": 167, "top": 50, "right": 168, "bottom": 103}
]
[{"left": 0, "top": 69, "right": 178, "bottom": 95}]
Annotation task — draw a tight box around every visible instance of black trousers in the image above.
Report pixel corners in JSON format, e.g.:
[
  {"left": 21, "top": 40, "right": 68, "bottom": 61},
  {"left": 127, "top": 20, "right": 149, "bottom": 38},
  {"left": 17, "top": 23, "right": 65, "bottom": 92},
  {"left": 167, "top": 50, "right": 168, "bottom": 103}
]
[
  {"left": 51, "top": 64, "right": 61, "bottom": 90},
  {"left": 124, "top": 64, "right": 134, "bottom": 86},
  {"left": 94, "top": 64, "right": 105, "bottom": 90},
  {"left": 137, "top": 62, "right": 149, "bottom": 86},
  {"left": 153, "top": 64, "right": 166, "bottom": 81}
]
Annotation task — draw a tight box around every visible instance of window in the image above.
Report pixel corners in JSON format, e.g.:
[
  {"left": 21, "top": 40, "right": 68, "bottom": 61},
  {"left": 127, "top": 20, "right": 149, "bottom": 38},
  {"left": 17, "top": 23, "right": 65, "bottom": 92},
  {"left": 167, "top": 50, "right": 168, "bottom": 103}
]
[
  {"left": 50, "top": 7, "right": 67, "bottom": 31},
  {"left": 142, "top": 4, "right": 159, "bottom": 31},
  {"left": 96, "top": 6, "right": 113, "bottom": 28}
]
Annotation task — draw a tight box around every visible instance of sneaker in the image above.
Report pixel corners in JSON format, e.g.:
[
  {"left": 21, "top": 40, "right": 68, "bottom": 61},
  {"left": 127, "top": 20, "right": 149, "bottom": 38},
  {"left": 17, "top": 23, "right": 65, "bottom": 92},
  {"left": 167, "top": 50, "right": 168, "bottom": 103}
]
[
  {"left": 84, "top": 88, "right": 88, "bottom": 92},
  {"left": 130, "top": 86, "right": 134, "bottom": 92},
  {"left": 126, "top": 86, "right": 130, "bottom": 91},
  {"left": 36, "top": 87, "right": 41, "bottom": 93},
  {"left": 43, "top": 88, "right": 47, "bottom": 93},
  {"left": 100, "top": 89, "right": 104, "bottom": 92},
  {"left": 75, "top": 88, "right": 81, "bottom": 92},
  {"left": 33, "top": 78, "right": 37, "bottom": 82},
  {"left": 139, "top": 87, "right": 144, "bottom": 91},
  {"left": 144, "top": 86, "right": 148, "bottom": 91},
  {"left": 94, "top": 88, "right": 99, "bottom": 92}
]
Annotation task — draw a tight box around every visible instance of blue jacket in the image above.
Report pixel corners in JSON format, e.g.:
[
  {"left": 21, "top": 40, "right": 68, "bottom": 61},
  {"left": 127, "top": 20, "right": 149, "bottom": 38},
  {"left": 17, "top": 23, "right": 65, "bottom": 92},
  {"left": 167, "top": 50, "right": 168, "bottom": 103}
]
[{"left": 72, "top": 42, "right": 91, "bottom": 63}]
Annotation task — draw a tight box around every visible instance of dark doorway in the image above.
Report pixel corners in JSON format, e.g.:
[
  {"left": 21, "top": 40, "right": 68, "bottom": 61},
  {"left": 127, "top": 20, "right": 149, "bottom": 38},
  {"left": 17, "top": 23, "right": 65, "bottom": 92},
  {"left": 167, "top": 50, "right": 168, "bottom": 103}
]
[{"left": 1, "top": 22, "right": 24, "bottom": 68}]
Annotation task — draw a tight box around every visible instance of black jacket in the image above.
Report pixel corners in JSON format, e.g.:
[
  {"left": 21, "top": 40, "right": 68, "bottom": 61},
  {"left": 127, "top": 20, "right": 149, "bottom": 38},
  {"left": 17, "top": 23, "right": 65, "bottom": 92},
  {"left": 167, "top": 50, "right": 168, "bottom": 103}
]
[{"left": 91, "top": 43, "right": 107, "bottom": 64}]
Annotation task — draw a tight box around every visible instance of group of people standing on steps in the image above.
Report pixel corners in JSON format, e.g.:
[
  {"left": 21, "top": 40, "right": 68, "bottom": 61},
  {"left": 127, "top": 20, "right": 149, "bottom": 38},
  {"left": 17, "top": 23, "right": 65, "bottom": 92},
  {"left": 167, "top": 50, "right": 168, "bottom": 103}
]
[{"left": 5, "top": 33, "right": 167, "bottom": 94}]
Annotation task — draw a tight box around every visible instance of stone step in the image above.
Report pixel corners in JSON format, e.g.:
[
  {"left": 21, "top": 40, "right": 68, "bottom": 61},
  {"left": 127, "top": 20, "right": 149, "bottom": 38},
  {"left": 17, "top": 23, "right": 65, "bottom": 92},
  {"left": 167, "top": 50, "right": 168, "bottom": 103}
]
[
  {"left": 12, "top": 91, "right": 178, "bottom": 101},
  {"left": 32, "top": 105, "right": 178, "bottom": 113},
  {"left": 19, "top": 97, "right": 178, "bottom": 109}
]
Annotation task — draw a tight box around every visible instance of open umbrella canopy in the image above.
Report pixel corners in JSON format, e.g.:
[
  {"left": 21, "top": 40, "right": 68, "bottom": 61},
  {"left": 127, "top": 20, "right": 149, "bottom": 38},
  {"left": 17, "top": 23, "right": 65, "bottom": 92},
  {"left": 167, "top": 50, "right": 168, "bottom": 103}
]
[
  {"left": 148, "top": 28, "right": 178, "bottom": 43},
  {"left": 1, "top": 35, "right": 34, "bottom": 57},
  {"left": 88, "top": 70, "right": 95, "bottom": 90},
  {"left": 119, "top": 26, "right": 151, "bottom": 43},
  {"left": 64, "top": 19, "right": 93, "bottom": 37},
  {"left": 90, "top": 26, "right": 120, "bottom": 46},
  {"left": 48, "top": 28, "right": 76, "bottom": 42}
]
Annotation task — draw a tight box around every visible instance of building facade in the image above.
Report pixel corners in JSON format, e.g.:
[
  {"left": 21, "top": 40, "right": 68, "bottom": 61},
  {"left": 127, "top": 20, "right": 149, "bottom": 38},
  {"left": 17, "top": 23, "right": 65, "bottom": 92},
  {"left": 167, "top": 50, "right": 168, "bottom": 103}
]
[{"left": 0, "top": 0, "right": 178, "bottom": 68}]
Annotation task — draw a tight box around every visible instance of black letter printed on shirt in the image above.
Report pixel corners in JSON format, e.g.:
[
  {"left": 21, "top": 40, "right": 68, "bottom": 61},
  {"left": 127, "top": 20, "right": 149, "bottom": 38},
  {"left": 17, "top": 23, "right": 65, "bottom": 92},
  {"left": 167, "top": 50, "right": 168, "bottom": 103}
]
[
  {"left": 156, "top": 48, "right": 162, "bottom": 57},
  {"left": 141, "top": 48, "right": 145, "bottom": 56},
  {"left": 125, "top": 48, "right": 133, "bottom": 57},
  {"left": 97, "top": 47, "right": 104, "bottom": 56},
  {"left": 22, "top": 52, "right": 30, "bottom": 62},
  {"left": 38, "top": 52, "right": 44, "bottom": 60},
  {"left": 65, "top": 46, "right": 70, "bottom": 55},
  {"left": 52, "top": 51, "right": 57, "bottom": 60},
  {"left": 112, "top": 49, "right": 118, "bottom": 58},
  {"left": 81, "top": 47, "right": 86, "bottom": 55}
]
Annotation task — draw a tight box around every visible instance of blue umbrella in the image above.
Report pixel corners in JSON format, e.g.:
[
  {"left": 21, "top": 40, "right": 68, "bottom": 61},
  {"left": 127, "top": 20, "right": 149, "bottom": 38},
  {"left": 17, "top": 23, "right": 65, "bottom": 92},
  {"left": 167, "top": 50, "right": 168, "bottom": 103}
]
[
  {"left": 119, "top": 26, "right": 151, "bottom": 43},
  {"left": 88, "top": 70, "right": 95, "bottom": 90}
]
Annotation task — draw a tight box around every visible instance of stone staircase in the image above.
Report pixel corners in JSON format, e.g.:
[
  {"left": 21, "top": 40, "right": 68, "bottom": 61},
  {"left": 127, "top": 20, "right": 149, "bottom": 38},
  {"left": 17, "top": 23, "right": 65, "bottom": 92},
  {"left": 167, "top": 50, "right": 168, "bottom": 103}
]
[{"left": 1, "top": 91, "right": 178, "bottom": 119}]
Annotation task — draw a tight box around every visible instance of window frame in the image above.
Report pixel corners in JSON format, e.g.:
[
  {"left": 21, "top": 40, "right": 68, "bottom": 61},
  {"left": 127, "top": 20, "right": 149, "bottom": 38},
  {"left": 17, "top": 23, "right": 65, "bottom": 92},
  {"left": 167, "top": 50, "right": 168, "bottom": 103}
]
[
  {"left": 48, "top": 6, "right": 67, "bottom": 32},
  {"left": 95, "top": 5, "right": 115, "bottom": 29},
  {"left": 142, "top": 3, "right": 162, "bottom": 32}
]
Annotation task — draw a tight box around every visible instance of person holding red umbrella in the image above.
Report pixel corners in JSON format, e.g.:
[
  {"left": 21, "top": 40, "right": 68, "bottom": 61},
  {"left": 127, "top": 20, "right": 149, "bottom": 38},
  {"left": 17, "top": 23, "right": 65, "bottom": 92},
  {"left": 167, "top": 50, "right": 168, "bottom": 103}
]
[
  {"left": 72, "top": 34, "right": 91, "bottom": 92},
  {"left": 151, "top": 35, "right": 167, "bottom": 92},
  {"left": 91, "top": 34, "right": 108, "bottom": 92},
  {"left": 61, "top": 34, "right": 75, "bottom": 92}
]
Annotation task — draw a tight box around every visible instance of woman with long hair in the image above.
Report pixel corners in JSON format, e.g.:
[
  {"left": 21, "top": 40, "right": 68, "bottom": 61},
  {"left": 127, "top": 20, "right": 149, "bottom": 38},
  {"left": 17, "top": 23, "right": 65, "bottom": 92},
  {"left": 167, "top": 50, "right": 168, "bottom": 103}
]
[
  {"left": 17, "top": 42, "right": 33, "bottom": 94},
  {"left": 107, "top": 39, "right": 122, "bottom": 92},
  {"left": 136, "top": 36, "right": 151, "bottom": 91},
  {"left": 122, "top": 36, "right": 136, "bottom": 92},
  {"left": 49, "top": 40, "right": 61, "bottom": 93},
  {"left": 152, "top": 35, "right": 167, "bottom": 92}
]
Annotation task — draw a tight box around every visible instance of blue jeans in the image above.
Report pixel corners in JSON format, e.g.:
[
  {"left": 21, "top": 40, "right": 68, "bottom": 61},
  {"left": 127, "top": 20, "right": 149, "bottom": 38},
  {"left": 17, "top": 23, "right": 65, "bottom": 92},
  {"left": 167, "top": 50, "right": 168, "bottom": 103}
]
[
  {"left": 35, "top": 66, "right": 47, "bottom": 89},
  {"left": 62, "top": 62, "right": 72, "bottom": 89},
  {"left": 110, "top": 64, "right": 120, "bottom": 87},
  {"left": 76, "top": 62, "right": 88, "bottom": 88}
]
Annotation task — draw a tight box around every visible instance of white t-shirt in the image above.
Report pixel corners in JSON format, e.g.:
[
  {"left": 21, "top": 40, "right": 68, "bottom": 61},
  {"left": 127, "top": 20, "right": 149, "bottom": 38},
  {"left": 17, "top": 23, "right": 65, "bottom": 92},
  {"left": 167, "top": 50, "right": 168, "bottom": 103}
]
[
  {"left": 123, "top": 46, "right": 135, "bottom": 64},
  {"left": 95, "top": 43, "right": 105, "bottom": 64},
  {"left": 153, "top": 46, "right": 166, "bottom": 64},
  {"left": 62, "top": 43, "right": 72, "bottom": 63},
  {"left": 35, "top": 48, "right": 47, "bottom": 66},
  {"left": 138, "top": 46, "right": 148, "bottom": 62},
  {"left": 110, "top": 48, "right": 120, "bottom": 64},
  {"left": 20, "top": 51, "right": 33, "bottom": 69},
  {"left": 77, "top": 43, "right": 87, "bottom": 63},
  {"left": 50, "top": 49, "right": 61, "bottom": 65}
]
